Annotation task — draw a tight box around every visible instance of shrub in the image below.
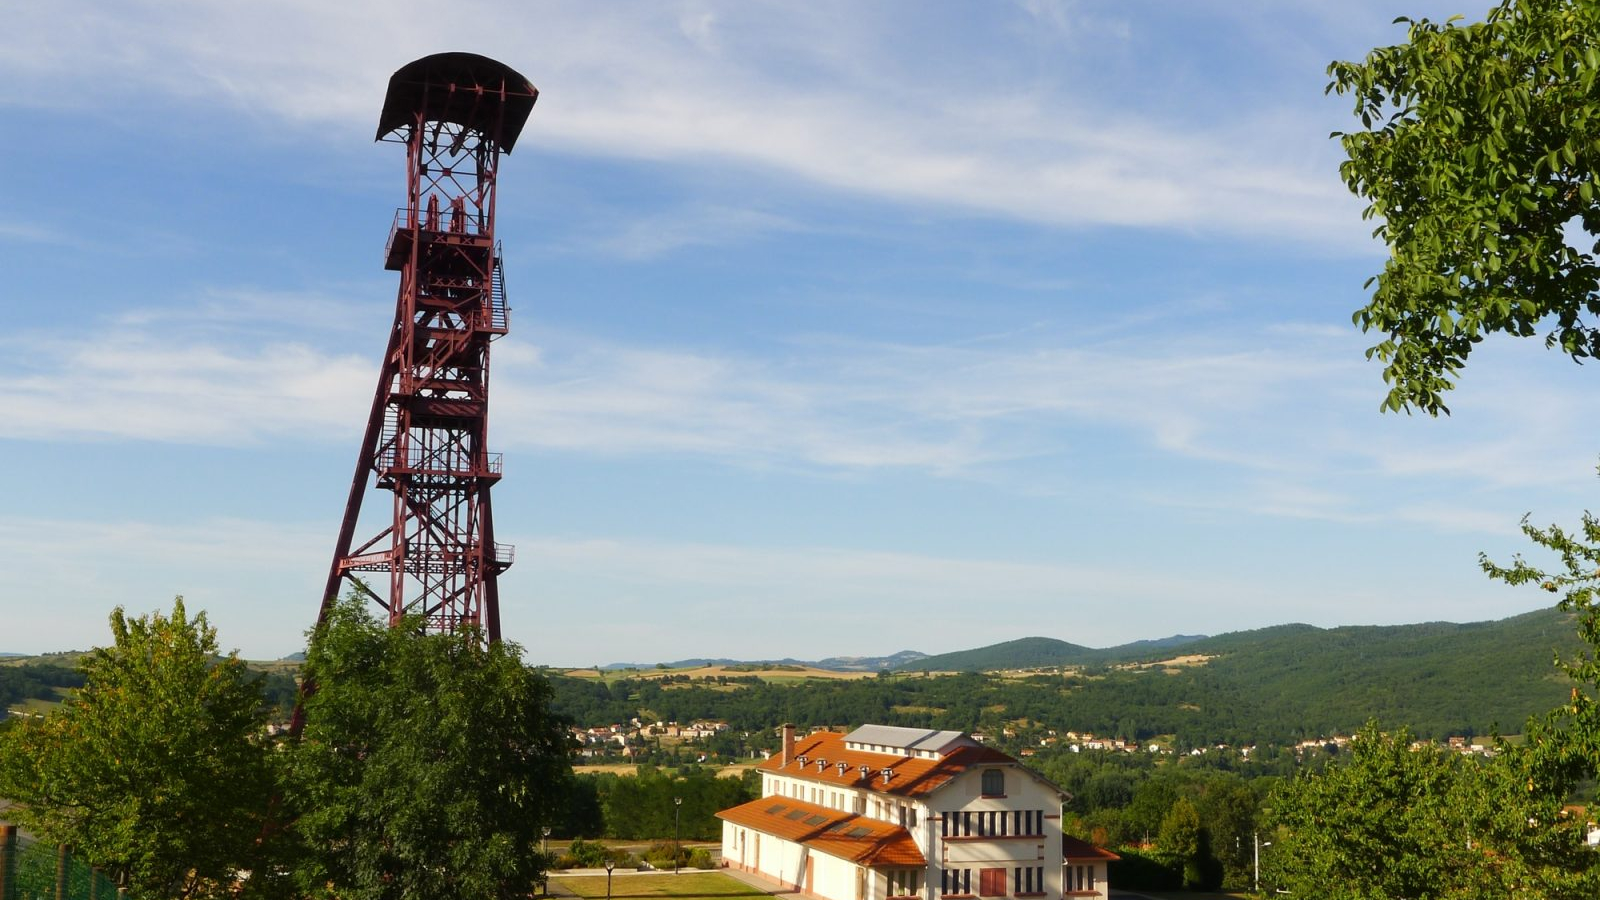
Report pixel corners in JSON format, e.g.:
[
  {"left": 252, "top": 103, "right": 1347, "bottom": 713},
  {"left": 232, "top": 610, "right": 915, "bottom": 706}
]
[
  {"left": 642, "top": 842, "right": 683, "bottom": 868},
  {"left": 556, "top": 838, "right": 634, "bottom": 870},
  {"left": 1107, "top": 849, "right": 1182, "bottom": 890}
]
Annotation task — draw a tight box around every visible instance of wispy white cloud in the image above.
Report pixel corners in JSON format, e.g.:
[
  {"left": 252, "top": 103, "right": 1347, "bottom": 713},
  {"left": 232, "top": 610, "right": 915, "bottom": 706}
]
[
  {"left": 0, "top": 0, "right": 1372, "bottom": 249},
  {"left": 0, "top": 220, "right": 74, "bottom": 245},
  {"left": 6, "top": 294, "right": 1596, "bottom": 513},
  {"left": 0, "top": 328, "right": 371, "bottom": 445},
  {"left": 585, "top": 205, "right": 799, "bottom": 260}
]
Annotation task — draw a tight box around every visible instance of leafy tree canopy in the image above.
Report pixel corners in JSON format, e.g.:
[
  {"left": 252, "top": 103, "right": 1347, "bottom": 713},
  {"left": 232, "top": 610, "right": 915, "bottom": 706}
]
[
  {"left": 1331, "top": 0, "right": 1600, "bottom": 414},
  {"left": 1266, "top": 720, "right": 1597, "bottom": 898},
  {"left": 283, "top": 596, "right": 571, "bottom": 900},
  {"left": 0, "top": 599, "right": 275, "bottom": 900}
]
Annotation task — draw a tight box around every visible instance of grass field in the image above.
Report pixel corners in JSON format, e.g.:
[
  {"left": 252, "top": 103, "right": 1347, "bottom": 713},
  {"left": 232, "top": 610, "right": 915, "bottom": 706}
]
[
  {"left": 561, "top": 664, "right": 875, "bottom": 683},
  {"left": 571, "top": 764, "right": 757, "bottom": 779},
  {"left": 551, "top": 873, "right": 768, "bottom": 900}
]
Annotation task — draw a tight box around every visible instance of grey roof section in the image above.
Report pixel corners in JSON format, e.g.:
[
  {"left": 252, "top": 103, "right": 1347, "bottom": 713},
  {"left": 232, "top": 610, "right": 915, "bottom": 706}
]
[{"left": 843, "top": 725, "right": 977, "bottom": 755}]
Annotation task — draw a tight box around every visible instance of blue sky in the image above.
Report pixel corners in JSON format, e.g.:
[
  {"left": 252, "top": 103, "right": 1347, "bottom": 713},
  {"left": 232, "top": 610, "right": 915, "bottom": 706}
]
[{"left": 3, "top": 1, "right": 1597, "bottom": 666}]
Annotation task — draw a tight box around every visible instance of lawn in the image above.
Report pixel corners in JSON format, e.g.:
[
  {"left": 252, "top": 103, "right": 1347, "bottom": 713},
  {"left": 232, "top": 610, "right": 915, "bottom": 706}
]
[{"left": 551, "top": 873, "right": 769, "bottom": 900}]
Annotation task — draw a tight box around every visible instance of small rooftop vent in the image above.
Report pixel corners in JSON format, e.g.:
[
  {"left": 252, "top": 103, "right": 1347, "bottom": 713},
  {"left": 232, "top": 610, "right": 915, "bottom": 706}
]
[
  {"left": 816, "top": 758, "right": 827, "bottom": 772},
  {"left": 858, "top": 764, "right": 872, "bottom": 781},
  {"left": 837, "top": 761, "right": 848, "bottom": 775},
  {"left": 796, "top": 755, "right": 807, "bottom": 766},
  {"left": 880, "top": 768, "right": 895, "bottom": 784}
]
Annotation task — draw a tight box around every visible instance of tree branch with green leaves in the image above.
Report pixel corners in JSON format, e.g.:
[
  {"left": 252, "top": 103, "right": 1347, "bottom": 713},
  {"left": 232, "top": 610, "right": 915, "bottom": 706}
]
[{"left": 1331, "top": 0, "right": 1600, "bottom": 414}]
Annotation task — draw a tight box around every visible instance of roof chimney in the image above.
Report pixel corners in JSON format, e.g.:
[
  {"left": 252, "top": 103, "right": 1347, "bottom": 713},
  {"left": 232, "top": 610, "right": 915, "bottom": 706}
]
[{"left": 781, "top": 723, "right": 796, "bottom": 766}]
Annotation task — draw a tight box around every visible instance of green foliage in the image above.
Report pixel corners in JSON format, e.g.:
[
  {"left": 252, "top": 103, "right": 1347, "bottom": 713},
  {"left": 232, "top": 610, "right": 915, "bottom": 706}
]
[
  {"left": 1482, "top": 507, "right": 1600, "bottom": 773},
  {"left": 282, "top": 596, "right": 571, "bottom": 900},
  {"left": 552, "top": 773, "right": 606, "bottom": 839},
  {"left": 1267, "top": 723, "right": 1472, "bottom": 897},
  {"left": 1329, "top": 0, "right": 1600, "bottom": 414},
  {"left": 555, "top": 837, "right": 632, "bottom": 870},
  {"left": 0, "top": 599, "right": 275, "bottom": 900},
  {"left": 590, "top": 767, "right": 753, "bottom": 841},
  {"left": 1156, "top": 796, "right": 1200, "bottom": 863},
  {"left": 1267, "top": 720, "right": 1598, "bottom": 898},
  {"left": 1190, "top": 775, "right": 1257, "bottom": 887},
  {"left": 1104, "top": 849, "right": 1182, "bottom": 891}
]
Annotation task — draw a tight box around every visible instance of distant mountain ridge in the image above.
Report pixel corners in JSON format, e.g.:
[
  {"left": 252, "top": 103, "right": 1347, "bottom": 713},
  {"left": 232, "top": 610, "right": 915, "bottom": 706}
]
[
  {"left": 896, "top": 612, "right": 1573, "bottom": 674},
  {"left": 894, "top": 634, "right": 1211, "bottom": 672},
  {"left": 598, "top": 650, "right": 929, "bottom": 672}
]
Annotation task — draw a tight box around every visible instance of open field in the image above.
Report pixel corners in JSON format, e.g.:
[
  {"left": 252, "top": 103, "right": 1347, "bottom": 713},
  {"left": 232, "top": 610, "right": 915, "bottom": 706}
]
[
  {"left": 562, "top": 665, "right": 876, "bottom": 683},
  {"left": 573, "top": 763, "right": 758, "bottom": 779},
  {"left": 1115, "top": 654, "right": 1214, "bottom": 673},
  {"left": 551, "top": 873, "right": 766, "bottom": 900},
  {"left": 0, "top": 652, "right": 91, "bottom": 669}
]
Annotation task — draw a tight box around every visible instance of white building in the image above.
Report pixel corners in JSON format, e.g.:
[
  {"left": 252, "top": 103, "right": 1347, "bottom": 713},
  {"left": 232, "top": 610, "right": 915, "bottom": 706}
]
[{"left": 718, "top": 724, "right": 1115, "bottom": 900}]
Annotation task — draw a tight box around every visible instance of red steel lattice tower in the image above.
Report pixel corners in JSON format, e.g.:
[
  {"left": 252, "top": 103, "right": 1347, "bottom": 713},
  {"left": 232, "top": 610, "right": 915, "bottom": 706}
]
[{"left": 315, "top": 53, "right": 538, "bottom": 642}]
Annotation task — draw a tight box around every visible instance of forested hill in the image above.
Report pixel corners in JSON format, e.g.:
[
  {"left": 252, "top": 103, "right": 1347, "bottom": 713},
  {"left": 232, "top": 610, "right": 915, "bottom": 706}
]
[
  {"left": 549, "top": 606, "right": 1585, "bottom": 746},
  {"left": 897, "top": 633, "right": 1209, "bottom": 671},
  {"left": 898, "top": 609, "right": 1573, "bottom": 674}
]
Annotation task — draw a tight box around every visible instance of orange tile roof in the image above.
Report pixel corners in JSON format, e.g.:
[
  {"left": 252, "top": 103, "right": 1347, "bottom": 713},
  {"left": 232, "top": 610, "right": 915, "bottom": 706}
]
[
  {"left": 757, "top": 731, "right": 1019, "bottom": 798},
  {"left": 1062, "top": 835, "right": 1120, "bottom": 862},
  {"left": 718, "top": 796, "right": 926, "bottom": 867}
]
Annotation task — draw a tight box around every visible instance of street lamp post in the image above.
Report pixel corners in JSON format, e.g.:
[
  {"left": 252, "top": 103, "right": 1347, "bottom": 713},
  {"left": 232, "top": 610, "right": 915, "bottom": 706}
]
[
  {"left": 605, "top": 858, "right": 616, "bottom": 900},
  {"left": 674, "top": 796, "right": 683, "bottom": 874},
  {"left": 1254, "top": 832, "right": 1272, "bottom": 893},
  {"left": 541, "top": 826, "right": 551, "bottom": 857}
]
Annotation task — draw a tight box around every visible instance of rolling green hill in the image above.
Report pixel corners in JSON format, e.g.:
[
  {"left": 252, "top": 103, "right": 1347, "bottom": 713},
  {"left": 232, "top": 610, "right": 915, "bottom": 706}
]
[
  {"left": 896, "top": 636, "right": 1100, "bottom": 671},
  {"left": 881, "top": 607, "right": 1584, "bottom": 741}
]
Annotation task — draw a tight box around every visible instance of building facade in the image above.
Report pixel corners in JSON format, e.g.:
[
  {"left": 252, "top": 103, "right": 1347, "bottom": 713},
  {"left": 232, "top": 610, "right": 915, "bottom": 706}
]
[{"left": 717, "top": 724, "right": 1114, "bottom": 900}]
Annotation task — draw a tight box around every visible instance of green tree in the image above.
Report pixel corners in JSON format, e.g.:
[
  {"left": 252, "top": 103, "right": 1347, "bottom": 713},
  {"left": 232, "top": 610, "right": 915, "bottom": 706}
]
[
  {"left": 0, "top": 599, "right": 275, "bottom": 900},
  {"left": 1191, "top": 775, "right": 1257, "bottom": 888},
  {"left": 1156, "top": 797, "right": 1200, "bottom": 864},
  {"left": 1477, "top": 507, "right": 1600, "bottom": 895},
  {"left": 1124, "top": 776, "right": 1179, "bottom": 846},
  {"left": 1266, "top": 720, "right": 1596, "bottom": 898},
  {"left": 283, "top": 596, "right": 572, "bottom": 900},
  {"left": 1330, "top": 0, "right": 1600, "bottom": 414},
  {"left": 1266, "top": 723, "right": 1473, "bottom": 898},
  {"left": 594, "top": 766, "right": 752, "bottom": 840}
]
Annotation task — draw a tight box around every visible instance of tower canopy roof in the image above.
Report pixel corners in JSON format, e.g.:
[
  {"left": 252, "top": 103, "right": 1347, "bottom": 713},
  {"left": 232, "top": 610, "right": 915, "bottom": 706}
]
[{"left": 376, "top": 52, "right": 538, "bottom": 152}]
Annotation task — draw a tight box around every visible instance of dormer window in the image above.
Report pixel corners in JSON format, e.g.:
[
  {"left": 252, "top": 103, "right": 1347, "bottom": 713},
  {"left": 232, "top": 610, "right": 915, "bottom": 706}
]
[{"left": 981, "top": 768, "right": 1004, "bottom": 796}]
